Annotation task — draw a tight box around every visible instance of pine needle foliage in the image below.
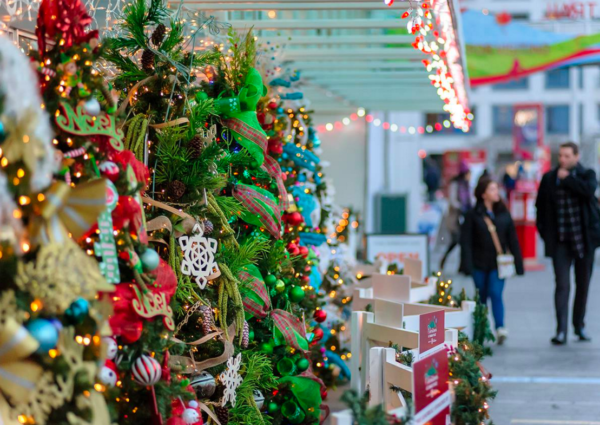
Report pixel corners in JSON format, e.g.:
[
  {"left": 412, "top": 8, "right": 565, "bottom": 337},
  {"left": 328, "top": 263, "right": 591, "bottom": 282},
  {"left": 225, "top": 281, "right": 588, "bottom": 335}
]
[
  {"left": 341, "top": 390, "right": 408, "bottom": 425},
  {"left": 219, "top": 28, "right": 257, "bottom": 92},
  {"left": 450, "top": 334, "right": 497, "bottom": 425},
  {"left": 229, "top": 352, "right": 277, "bottom": 425},
  {"left": 153, "top": 126, "right": 227, "bottom": 199}
]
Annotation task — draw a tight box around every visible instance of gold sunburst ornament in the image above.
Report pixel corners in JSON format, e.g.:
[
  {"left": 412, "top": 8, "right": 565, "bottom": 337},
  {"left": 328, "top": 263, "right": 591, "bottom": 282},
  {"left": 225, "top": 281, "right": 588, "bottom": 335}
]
[{"left": 16, "top": 240, "right": 114, "bottom": 314}]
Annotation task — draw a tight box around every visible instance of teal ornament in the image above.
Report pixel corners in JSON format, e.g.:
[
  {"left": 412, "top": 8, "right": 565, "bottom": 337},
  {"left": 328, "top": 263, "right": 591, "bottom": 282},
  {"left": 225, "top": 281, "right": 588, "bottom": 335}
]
[
  {"left": 275, "top": 280, "right": 286, "bottom": 293},
  {"left": 140, "top": 248, "right": 160, "bottom": 272},
  {"left": 0, "top": 121, "right": 5, "bottom": 143},
  {"left": 265, "top": 274, "right": 277, "bottom": 286},
  {"left": 296, "top": 358, "right": 310, "bottom": 372},
  {"left": 65, "top": 298, "right": 89, "bottom": 324},
  {"left": 289, "top": 286, "right": 305, "bottom": 303},
  {"left": 27, "top": 319, "right": 59, "bottom": 353}
]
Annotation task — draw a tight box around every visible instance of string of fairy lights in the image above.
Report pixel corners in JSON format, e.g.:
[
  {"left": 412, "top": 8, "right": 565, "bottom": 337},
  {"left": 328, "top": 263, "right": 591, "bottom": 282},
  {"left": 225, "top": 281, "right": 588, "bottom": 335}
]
[{"left": 316, "top": 107, "right": 474, "bottom": 135}]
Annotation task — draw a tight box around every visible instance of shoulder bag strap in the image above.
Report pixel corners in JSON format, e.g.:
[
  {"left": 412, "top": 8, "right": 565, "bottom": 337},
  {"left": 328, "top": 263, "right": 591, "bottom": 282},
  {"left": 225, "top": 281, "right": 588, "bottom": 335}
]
[{"left": 483, "top": 215, "right": 504, "bottom": 255}]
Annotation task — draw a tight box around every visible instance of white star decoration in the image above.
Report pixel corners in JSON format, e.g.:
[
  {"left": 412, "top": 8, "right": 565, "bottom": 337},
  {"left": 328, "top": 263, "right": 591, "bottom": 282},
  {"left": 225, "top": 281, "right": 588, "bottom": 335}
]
[
  {"left": 221, "top": 353, "right": 243, "bottom": 407},
  {"left": 179, "top": 223, "right": 220, "bottom": 289}
]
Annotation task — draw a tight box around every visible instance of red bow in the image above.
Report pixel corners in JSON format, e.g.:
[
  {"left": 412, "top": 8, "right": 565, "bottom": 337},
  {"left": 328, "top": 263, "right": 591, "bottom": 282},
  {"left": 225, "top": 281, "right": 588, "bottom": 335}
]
[{"left": 36, "top": 0, "right": 92, "bottom": 52}]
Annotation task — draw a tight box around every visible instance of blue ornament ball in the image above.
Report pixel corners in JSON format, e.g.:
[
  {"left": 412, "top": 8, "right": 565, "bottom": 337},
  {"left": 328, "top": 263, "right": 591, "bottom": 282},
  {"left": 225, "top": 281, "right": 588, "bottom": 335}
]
[
  {"left": 141, "top": 248, "right": 160, "bottom": 272},
  {"left": 26, "top": 319, "right": 59, "bottom": 354},
  {"left": 298, "top": 174, "right": 307, "bottom": 182},
  {"left": 65, "top": 298, "right": 89, "bottom": 324}
]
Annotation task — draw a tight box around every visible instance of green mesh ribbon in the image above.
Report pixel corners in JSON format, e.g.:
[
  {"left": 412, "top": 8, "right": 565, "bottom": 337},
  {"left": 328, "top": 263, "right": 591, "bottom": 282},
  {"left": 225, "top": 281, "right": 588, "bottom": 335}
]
[
  {"left": 239, "top": 264, "right": 271, "bottom": 319},
  {"left": 279, "top": 376, "right": 322, "bottom": 423}
]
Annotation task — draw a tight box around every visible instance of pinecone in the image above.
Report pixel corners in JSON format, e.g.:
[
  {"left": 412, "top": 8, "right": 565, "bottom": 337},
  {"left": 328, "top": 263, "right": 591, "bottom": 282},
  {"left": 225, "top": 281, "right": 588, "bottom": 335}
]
[
  {"left": 141, "top": 48, "right": 155, "bottom": 71},
  {"left": 188, "top": 135, "right": 204, "bottom": 158},
  {"left": 241, "top": 321, "right": 249, "bottom": 349},
  {"left": 166, "top": 180, "right": 186, "bottom": 200},
  {"left": 151, "top": 23, "right": 166, "bottom": 46},
  {"left": 203, "top": 219, "right": 214, "bottom": 235},
  {"left": 214, "top": 406, "right": 229, "bottom": 425},
  {"left": 200, "top": 305, "right": 215, "bottom": 335}
]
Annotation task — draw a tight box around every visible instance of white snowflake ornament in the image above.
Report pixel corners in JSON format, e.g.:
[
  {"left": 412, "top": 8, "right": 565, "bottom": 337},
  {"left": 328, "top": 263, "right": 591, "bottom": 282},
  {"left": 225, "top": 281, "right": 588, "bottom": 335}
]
[
  {"left": 220, "top": 353, "right": 243, "bottom": 407},
  {"left": 179, "top": 223, "right": 220, "bottom": 289}
]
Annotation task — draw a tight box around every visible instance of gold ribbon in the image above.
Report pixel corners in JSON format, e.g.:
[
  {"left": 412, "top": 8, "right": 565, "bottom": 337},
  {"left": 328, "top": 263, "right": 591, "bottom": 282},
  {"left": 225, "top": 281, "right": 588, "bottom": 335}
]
[
  {"left": 149, "top": 117, "right": 189, "bottom": 129},
  {"left": 169, "top": 323, "right": 236, "bottom": 373},
  {"left": 0, "top": 318, "right": 43, "bottom": 403},
  {"left": 32, "top": 179, "right": 107, "bottom": 245}
]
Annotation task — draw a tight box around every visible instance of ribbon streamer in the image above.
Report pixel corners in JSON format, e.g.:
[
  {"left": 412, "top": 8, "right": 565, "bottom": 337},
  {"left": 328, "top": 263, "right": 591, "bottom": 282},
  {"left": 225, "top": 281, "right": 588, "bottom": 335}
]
[
  {"left": 0, "top": 318, "right": 43, "bottom": 403},
  {"left": 271, "top": 309, "right": 309, "bottom": 352},
  {"left": 233, "top": 184, "right": 281, "bottom": 239},
  {"left": 31, "top": 179, "right": 107, "bottom": 245},
  {"left": 239, "top": 264, "right": 271, "bottom": 319},
  {"left": 169, "top": 323, "right": 237, "bottom": 373}
]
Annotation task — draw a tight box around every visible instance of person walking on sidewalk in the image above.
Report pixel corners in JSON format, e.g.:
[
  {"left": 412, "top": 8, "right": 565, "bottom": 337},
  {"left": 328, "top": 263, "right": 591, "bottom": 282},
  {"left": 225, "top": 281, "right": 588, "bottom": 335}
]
[
  {"left": 440, "top": 163, "right": 472, "bottom": 271},
  {"left": 460, "top": 178, "right": 524, "bottom": 345},
  {"left": 536, "top": 142, "right": 600, "bottom": 345}
]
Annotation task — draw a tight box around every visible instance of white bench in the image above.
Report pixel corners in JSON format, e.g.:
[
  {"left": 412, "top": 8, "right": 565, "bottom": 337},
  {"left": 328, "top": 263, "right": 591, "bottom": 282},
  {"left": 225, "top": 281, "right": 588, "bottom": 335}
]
[{"left": 350, "top": 298, "right": 459, "bottom": 397}]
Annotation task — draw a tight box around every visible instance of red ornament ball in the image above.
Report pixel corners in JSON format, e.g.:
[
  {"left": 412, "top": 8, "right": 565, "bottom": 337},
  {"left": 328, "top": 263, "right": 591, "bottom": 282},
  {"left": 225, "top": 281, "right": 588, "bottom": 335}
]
[
  {"left": 287, "top": 242, "right": 300, "bottom": 256},
  {"left": 313, "top": 309, "right": 327, "bottom": 323},
  {"left": 312, "top": 327, "right": 324, "bottom": 343},
  {"left": 321, "top": 388, "right": 328, "bottom": 400},
  {"left": 298, "top": 246, "right": 309, "bottom": 258}
]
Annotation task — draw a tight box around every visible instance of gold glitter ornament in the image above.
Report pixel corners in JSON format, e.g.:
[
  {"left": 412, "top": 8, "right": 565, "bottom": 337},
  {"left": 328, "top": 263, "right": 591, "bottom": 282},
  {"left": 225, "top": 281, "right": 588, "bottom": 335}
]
[{"left": 16, "top": 239, "right": 114, "bottom": 314}]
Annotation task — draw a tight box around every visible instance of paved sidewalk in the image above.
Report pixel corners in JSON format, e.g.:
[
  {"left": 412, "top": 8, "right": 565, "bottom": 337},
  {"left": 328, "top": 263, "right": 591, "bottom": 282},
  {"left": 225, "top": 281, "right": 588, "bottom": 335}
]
[{"left": 446, "top": 253, "right": 600, "bottom": 425}]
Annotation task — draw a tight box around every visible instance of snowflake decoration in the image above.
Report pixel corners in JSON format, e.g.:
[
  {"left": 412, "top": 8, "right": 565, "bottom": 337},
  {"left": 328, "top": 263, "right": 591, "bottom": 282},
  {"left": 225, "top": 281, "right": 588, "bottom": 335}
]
[
  {"left": 220, "top": 353, "right": 243, "bottom": 407},
  {"left": 179, "top": 223, "right": 220, "bottom": 289}
]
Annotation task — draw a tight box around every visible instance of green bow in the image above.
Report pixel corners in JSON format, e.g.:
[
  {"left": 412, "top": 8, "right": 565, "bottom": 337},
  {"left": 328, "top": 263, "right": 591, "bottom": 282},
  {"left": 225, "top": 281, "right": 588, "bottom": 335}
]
[{"left": 222, "top": 68, "right": 268, "bottom": 166}]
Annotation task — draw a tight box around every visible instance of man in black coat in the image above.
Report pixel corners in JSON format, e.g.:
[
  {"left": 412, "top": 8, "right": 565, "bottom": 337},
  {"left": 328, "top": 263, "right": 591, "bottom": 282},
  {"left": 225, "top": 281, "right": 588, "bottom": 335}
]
[{"left": 536, "top": 142, "right": 600, "bottom": 345}]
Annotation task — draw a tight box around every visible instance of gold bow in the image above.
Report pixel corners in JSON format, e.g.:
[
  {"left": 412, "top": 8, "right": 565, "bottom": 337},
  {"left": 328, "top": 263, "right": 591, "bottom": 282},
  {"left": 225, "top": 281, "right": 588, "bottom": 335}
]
[
  {"left": 0, "top": 318, "right": 43, "bottom": 403},
  {"left": 31, "top": 179, "right": 107, "bottom": 246}
]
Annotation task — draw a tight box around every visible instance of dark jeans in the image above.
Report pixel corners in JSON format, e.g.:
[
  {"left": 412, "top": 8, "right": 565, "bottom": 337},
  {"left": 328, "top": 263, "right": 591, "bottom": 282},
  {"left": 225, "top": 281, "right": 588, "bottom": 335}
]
[
  {"left": 473, "top": 269, "right": 505, "bottom": 329},
  {"left": 552, "top": 242, "right": 595, "bottom": 334}
]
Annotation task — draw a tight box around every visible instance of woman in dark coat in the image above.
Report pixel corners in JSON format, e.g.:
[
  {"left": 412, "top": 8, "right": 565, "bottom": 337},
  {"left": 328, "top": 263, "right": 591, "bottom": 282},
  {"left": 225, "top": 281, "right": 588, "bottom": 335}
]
[{"left": 460, "top": 178, "right": 524, "bottom": 344}]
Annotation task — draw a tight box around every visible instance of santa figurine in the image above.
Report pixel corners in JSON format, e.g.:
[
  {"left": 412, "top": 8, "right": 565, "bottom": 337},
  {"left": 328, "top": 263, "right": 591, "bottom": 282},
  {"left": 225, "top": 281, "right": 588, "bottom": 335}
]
[{"left": 98, "top": 359, "right": 118, "bottom": 387}]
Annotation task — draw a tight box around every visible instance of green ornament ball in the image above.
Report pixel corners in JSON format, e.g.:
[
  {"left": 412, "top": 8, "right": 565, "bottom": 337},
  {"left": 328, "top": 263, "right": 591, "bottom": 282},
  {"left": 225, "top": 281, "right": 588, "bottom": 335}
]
[
  {"left": 265, "top": 274, "right": 277, "bottom": 286},
  {"left": 296, "top": 358, "right": 310, "bottom": 372},
  {"left": 268, "top": 402, "right": 280, "bottom": 414},
  {"left": 289, "top": 286, "right": 305, "bottom": 303},
  {"left": 248, "top": 329, "right": 255, "bottom": 342},
  {"left": 260, "top": 342, "right": 274, "bottom": 354},
  {"left": 275, "top": 280, "right": 286, "bottom": 293}
]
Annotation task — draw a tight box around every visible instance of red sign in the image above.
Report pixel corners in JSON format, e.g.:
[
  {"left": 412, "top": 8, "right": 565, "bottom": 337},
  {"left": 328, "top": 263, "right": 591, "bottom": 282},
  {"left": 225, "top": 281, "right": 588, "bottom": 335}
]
[
  {"left": 413, "top": 348, "right": 451, "bottom": 425},
  {"left": 419, "top": 310, "right": 445, "bottom": 359}
]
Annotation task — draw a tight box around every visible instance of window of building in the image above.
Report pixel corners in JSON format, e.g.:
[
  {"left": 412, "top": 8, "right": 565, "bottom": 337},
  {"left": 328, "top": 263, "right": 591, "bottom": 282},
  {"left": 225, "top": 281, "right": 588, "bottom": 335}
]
[
  {"left": 546, "top": 105, "right": 570, "bottom": 134},
  {"left": 492, "top": 77, "right": 529, "bottom": 90},
  {"left": 545, "top": 67, "right": 570, "bottom": 89},
  {"left": 492, "top": 105, "right": 514, "bottom": 135}
]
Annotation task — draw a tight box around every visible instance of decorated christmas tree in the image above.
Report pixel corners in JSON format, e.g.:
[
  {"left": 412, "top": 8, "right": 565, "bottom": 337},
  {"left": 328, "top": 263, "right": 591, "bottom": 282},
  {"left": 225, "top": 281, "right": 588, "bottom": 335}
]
[
  {"left": 31, "top": 0, "right": 195, "bottom": 422},
  {"left": 0, "top": 34, "right": 112, "bottom": 424},
  {"left": 103, "top": 2, "right": 327, "bottom": 423}
]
